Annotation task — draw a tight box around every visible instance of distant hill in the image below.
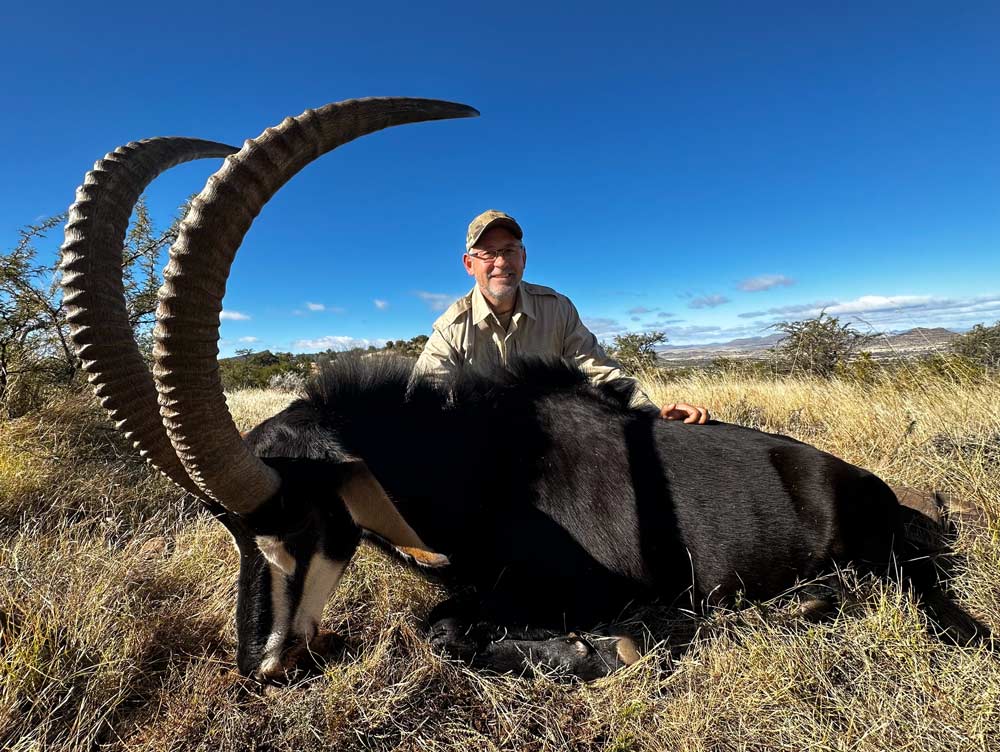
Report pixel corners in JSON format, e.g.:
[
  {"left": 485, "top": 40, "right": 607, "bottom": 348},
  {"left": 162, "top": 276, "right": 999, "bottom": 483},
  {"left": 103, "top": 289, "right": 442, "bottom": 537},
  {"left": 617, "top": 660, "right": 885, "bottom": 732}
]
[
  {"left": 655, "top": 327, "right": 959, "bottom": 364},
  {"left": 656, "top": 333, "right": 784, "bottom": 355},
  {"left": 871, "top": 327, "right": 959, "bottom": 353}
]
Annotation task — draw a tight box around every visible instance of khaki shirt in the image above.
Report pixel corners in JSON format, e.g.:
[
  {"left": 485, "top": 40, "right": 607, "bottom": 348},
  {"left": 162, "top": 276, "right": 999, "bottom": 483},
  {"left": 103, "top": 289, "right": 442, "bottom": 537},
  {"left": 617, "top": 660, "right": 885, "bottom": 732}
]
[{"left": 413, "top": 282, "right": 653, "bottom": 407}]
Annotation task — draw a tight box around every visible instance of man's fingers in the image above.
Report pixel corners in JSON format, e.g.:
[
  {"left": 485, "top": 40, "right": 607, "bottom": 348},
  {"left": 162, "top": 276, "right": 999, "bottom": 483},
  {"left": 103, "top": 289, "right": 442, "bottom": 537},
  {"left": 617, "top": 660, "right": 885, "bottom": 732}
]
[
  {"left": 684, "top": 406, "right": 709, "bottom": 424},
  {"left": 660, "top": 402, "right": 710, "bottom": 423},
  {"left": 662, "top": 402, "right": 710, "bottom": 424},
  {"left": 681, "top": 405, "right": 709, "bottom": 424}
]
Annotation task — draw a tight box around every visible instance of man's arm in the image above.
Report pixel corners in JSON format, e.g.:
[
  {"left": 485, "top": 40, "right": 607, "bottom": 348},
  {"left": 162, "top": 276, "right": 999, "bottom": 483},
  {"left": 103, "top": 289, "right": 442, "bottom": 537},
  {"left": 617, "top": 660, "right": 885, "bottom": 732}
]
[
  {"left": 412, "top": 326, "right": 462, "bottom": 383},
  {"left": 560, "top": 300, "right": 709, "bottom": 422},
  {"left": 559, "top": 301, "right": 656, "bottom": 406}
]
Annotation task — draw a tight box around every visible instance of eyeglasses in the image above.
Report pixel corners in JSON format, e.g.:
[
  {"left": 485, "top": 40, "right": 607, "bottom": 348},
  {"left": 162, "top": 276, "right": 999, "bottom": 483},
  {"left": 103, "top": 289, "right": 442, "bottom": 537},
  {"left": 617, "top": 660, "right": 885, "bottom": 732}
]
[{"left": 467, "top": 245, "right": 523, "bottom": 262}]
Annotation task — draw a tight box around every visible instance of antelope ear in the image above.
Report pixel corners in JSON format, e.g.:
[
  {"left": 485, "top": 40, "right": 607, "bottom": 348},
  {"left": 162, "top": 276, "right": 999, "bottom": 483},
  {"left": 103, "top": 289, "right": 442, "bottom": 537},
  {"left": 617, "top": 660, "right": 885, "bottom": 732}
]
[{"left": 336, "top": 461, "right": 449, "bottom": 568}]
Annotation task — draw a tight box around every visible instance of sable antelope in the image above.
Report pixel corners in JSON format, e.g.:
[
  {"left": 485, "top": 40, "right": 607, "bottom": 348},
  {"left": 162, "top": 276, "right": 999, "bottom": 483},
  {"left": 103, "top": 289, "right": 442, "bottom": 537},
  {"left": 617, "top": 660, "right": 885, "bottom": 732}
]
[{"left": 61, "top": 98, "right": 986, "bottom": 682}]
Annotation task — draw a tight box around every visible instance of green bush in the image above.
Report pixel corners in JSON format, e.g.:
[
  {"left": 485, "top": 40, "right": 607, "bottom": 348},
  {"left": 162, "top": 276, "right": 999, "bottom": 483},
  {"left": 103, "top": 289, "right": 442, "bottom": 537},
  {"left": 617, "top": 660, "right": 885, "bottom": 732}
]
[
  {"left": 950, "top": 321, "right": 1000, "bottom": 370},
  {"left": 835, "top": 351, "right": 881, "bottom": 384},
  {"left": 384, "top": 335, "right": 429, "bottom": 358},
  {"left": 606, "top": 331, "right": 666, "bottom": 375},
  {"left": 771, "top": 313, "right": 875, "bottom": 378},
  {"left": 218, "top": 350, "right": 312, "bottom": 391}
]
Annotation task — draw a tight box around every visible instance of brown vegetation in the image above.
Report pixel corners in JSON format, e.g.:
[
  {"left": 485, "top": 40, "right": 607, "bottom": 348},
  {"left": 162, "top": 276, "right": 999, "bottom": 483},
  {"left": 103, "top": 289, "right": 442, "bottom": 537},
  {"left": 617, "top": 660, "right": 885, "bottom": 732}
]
[{"left": 1, "top": 367, "right": 998, "bottom": 750}]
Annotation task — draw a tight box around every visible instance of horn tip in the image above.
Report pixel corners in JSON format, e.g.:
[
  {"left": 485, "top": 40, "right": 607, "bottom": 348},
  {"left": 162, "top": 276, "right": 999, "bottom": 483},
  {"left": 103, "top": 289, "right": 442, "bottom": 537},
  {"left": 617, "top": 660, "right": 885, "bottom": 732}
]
[{"left": 455, "top": 104, "right": 480, "bottom": 118}]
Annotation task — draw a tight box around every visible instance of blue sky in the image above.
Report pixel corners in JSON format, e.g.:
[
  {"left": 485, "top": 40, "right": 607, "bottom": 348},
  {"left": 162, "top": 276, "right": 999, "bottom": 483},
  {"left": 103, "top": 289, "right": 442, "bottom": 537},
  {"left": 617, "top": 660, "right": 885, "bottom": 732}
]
[{"left": 3, "top": 2, "right": 998, "bottom": 355}]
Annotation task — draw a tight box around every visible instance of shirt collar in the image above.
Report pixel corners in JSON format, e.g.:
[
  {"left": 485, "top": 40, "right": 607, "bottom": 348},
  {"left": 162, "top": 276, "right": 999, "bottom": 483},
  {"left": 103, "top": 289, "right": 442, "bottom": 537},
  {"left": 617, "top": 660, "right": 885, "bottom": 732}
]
[
  {"left": 517, "top": 283, "right": 538, "bottom": 321},
  {"left": 470, "top": 283, "right": 534, "bottom": 325}
]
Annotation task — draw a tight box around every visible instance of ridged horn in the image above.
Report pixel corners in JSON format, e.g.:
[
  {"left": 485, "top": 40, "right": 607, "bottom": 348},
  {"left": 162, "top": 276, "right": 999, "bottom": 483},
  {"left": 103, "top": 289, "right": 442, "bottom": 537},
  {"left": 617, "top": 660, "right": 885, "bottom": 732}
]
[
  {"left": 154, "top": 97, "right": 479, "bottom": 514},
  {"left": 60, "top": 138, "right": 239, "bottom": 498}
]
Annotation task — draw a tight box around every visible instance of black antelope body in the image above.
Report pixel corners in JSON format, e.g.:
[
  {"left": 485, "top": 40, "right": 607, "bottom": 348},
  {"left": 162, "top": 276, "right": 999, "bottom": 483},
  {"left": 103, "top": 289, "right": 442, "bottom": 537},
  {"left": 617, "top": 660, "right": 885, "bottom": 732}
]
[{"left": 61, "top": 98, "right": 988, "bottom": 682}]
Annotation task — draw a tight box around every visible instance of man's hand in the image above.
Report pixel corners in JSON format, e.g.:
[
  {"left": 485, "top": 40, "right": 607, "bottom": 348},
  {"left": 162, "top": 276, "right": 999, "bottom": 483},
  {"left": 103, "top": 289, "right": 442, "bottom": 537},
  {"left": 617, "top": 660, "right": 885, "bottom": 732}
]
[{"left": 660, "top": 402, "right": 709, "bottom": 424}]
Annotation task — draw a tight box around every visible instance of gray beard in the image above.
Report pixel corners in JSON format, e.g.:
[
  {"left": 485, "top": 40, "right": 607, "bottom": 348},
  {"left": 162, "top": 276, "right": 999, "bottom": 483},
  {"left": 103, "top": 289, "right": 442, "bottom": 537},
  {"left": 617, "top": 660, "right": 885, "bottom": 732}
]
[{"left": 484, "top": 280, "right": 517, "bottom": 301}]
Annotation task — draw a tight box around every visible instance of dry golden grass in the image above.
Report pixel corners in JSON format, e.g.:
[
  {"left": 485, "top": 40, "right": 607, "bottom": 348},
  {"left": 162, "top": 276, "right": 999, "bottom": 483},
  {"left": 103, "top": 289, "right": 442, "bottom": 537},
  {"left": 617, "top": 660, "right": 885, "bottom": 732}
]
[
  {"left": 1, "top": 369, "right": 998, "bottom": 751},
  {"left": 226, "top": 387, "right": 300, "bottom": 432}
]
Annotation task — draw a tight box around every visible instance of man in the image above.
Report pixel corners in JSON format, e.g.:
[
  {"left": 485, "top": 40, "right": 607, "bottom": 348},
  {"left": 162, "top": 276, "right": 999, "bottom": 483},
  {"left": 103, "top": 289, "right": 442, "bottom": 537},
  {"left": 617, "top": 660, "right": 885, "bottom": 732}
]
[{"left": 413, "top": 210, "right": 709, "bottom": 423}]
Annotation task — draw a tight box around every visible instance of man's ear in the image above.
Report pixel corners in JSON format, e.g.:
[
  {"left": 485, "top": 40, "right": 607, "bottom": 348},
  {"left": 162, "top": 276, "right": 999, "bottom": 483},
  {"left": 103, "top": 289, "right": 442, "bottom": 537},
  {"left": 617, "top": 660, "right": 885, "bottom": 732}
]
[
  {"left": 463, "top": 252, "right": 475, "bottom": 276},
  {"left": 333, "top": 460, "right": 449, "bottom": 568}
]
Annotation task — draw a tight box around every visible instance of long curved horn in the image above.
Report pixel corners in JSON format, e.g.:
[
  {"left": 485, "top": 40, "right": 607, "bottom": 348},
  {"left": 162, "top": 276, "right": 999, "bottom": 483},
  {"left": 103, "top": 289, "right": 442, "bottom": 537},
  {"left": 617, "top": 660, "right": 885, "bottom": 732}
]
[
  {"left": 60, "top": 138, "right": 239, "bottom": 498},
  {"left": 154, "top": 97, "right": 479, "bottom": 514}
]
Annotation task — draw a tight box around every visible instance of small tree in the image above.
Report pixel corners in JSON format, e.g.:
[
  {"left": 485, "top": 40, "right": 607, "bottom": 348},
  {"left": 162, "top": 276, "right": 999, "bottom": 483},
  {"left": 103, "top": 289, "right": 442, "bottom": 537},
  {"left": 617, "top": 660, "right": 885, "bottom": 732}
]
[
  {"left": 950, "top": 321, "right": 1000, "bottom": 370},
  {"left": 0, "top": 215, "right": 72, "bottom": 414},
  {"left": 770, "top": 312, "right": 875, "bottom": 378},
  {"left": 0, "top": 198, "right": 185, "bottom": 416},
  {"left": 606, "top": 331, "right": 666, "bottom": 375}
]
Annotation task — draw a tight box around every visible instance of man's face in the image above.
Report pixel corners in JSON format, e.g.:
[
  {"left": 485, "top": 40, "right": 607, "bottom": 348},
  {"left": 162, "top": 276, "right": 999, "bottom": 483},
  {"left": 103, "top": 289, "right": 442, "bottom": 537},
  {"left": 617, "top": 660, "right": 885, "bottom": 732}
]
[{"left": 463, "top": 226, "right": 527, "bottom": 309}]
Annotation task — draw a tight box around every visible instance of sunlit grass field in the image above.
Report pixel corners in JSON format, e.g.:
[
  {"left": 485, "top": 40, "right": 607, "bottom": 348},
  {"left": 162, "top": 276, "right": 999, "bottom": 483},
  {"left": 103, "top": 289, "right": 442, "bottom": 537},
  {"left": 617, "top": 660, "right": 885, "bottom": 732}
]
[{"left": 1, "top": 366, "right": 998, "bottom": 750}]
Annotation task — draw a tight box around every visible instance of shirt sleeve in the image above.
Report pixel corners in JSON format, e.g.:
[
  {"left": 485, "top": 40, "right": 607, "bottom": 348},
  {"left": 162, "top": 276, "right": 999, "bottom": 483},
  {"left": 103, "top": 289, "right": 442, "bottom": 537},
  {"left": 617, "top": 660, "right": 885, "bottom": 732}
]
[
  {"left": 412, "top": 325, "right": 462, "bottom": 383},
  {"left": 560, "top": 299, "right": 657, "bottom": 408}
]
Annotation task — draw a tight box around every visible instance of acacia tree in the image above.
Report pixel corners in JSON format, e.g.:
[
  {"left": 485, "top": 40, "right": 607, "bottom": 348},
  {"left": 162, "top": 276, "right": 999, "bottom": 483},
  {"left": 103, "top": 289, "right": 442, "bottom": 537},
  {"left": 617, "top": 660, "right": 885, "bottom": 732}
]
[
  {"left": 0, "top": 198, "right": 182, "bottom": 416},
  {"left": 0, "top": 215, "right": 71, "bottom": 413},
  {"left": 606, "top": 331, "right": 666, "bottom": 374},
  {"left": 770, "top": 312, "right": 875, "bottom": 378}
]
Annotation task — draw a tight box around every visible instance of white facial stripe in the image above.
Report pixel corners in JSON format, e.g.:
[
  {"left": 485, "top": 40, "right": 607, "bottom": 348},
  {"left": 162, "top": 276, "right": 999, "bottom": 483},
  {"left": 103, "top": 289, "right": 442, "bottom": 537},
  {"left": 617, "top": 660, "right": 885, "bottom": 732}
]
[
  {"left": 258, "top": 553, "right": 346, "bottom": 679},
  {"left": 258, "top": 562, "right": 291, "bottom": 678},
  {"left": 255, "top": 535, "right": 297, "bottom": 576},
  {"left": 292, "top": 553, "right": 346, "bottom": 638}
]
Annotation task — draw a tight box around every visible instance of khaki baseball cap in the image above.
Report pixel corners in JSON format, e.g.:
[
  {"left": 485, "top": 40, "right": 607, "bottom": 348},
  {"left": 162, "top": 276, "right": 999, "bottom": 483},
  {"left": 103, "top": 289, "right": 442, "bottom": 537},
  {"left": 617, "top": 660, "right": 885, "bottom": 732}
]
[{"left": 466, "top": 209, "right": 523, "bottom": 250}]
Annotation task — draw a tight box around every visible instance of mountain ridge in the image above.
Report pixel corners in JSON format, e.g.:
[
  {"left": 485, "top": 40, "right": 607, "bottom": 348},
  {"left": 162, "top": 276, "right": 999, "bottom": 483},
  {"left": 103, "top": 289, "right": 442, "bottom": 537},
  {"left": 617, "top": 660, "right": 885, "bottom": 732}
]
[{"left": 655, "top": 327, "right": 959, "bottom": 362}]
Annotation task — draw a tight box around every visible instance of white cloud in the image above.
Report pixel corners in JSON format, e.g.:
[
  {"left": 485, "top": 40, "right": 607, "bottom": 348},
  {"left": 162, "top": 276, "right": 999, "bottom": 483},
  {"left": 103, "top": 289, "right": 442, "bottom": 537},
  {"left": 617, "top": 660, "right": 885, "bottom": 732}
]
[
  {"left": 582, "top": 317, "right": 624, "bottom": 337},
  {"left": 627, "top": 306, "right": 658, "bottom": 315},
  {"left": 664, "top": 324, "right": 743, "bottom": 338},
  {"left": 656, "top": 311, "right": 683, "bottom": 321},
  {"left": 737, "top": 274, "right": 795, "bottom": 292},
  {"left": 688, "top": 294, "right": 730, "bottom": 309},
  {"left": 737, "top": 293, "right": 1000, "bottom": 332},
  {"left": 831, "top": 294, "right": 1000, "bottom": 331},
  {"left": 416, "top": 291, "right": 460, "bottom": 312},
  {"left": 374, "top": 299, "right": 389, "bottom": 310},
  {"left": 220, "top": 310, "right": 250, "bottom": 321},
  {"left": 238, "top": 336, "right": 259, "bottom": 343},
  {"left": 739, "top": 300, "right": 840, "bottom": 319},
  {"left": 830, "top": 295, "right": 941, "bottom": 316},
  {"left": 293, "top": 335, "right": 388, "bottom": 352},
  {"left": 295, "top": 302, "right": 346, "bottom": 315}
]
